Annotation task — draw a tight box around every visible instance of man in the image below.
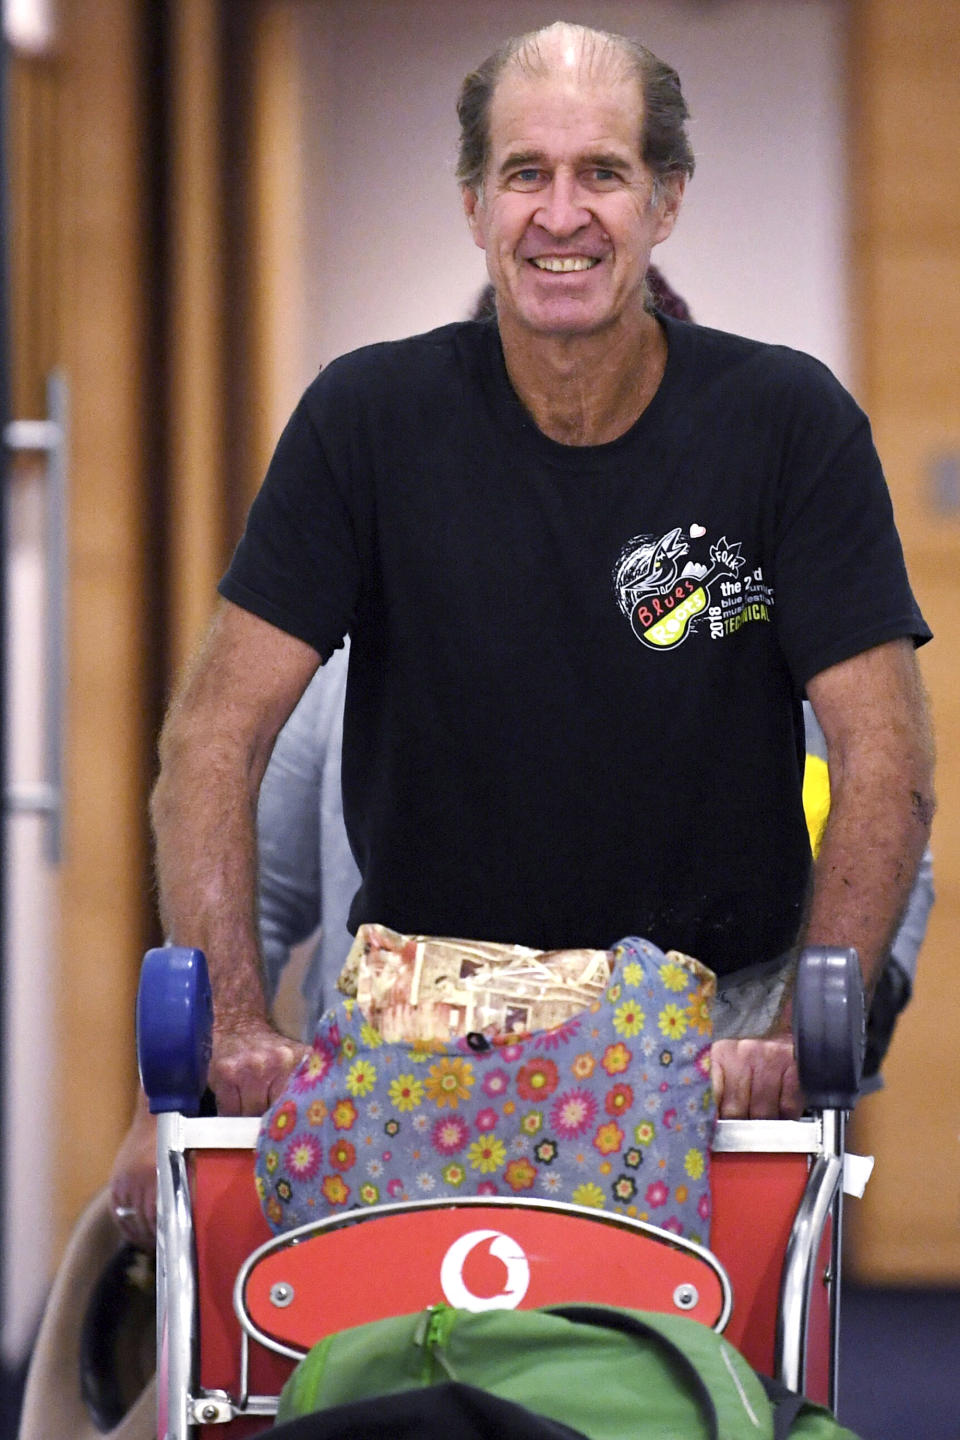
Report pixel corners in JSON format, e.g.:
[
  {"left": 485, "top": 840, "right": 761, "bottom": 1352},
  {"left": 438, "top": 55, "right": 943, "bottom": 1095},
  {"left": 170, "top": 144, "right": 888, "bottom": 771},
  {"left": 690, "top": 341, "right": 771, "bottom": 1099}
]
[{"left": 151, "top": 21, "right": 934, "bottom": 1124}]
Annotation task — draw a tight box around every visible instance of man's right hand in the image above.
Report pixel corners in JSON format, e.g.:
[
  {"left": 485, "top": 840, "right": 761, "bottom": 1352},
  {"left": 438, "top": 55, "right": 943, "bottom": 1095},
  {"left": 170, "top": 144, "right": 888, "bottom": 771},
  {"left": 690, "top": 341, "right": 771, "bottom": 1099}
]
[
  {"left": 710, "top": 1034, "right": 803, "bottom": 1119},
  {"left": 210, "top": 1016, "right": 310, "bottom": 1115}
]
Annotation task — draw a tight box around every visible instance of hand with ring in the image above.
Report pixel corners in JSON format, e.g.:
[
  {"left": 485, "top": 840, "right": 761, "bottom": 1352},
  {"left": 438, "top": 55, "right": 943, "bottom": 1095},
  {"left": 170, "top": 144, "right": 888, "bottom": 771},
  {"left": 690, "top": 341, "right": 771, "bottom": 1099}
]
[{"left": 108, "top": 1092, "right": 159, "bottom": 1249}]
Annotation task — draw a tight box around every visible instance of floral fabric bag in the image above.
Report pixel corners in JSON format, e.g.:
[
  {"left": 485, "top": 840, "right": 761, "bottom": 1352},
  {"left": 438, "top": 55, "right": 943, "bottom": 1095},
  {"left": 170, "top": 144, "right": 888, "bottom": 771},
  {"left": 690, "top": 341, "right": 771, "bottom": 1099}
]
[{"left": 255, "top": 935, "right": 717, "bottom": 1245}]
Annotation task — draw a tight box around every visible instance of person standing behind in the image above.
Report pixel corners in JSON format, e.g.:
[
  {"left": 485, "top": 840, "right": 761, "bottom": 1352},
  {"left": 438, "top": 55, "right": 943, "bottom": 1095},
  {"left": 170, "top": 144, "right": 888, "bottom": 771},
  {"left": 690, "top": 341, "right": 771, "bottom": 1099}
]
[{"left": 110, "top": 648, "right": 359, "bottom": 1246}]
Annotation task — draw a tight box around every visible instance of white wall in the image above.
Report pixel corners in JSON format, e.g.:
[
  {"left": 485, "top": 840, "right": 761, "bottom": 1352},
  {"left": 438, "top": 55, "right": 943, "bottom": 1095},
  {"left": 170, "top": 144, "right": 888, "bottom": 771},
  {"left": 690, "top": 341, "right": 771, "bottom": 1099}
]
[{"left": 291, "top": 0, "right": 850, "bottom": 387}]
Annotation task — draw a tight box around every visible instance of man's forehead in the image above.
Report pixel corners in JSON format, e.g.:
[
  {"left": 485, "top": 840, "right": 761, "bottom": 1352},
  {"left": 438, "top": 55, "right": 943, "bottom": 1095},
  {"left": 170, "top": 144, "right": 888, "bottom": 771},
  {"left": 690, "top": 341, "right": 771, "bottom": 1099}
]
[{"left": 487, "top": 66, "right": 645, "bottom": 165}]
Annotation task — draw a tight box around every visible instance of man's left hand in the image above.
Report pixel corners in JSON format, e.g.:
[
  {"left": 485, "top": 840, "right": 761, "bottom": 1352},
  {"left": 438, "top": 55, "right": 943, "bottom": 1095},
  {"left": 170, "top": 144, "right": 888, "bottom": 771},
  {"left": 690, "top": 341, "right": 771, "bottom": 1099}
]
[
  {"left": 710, "top": 1035, "right": 803, "bottom": 1119},
  {"left": 210, "top": 1017, "right": 310, "bottom": 1116}
]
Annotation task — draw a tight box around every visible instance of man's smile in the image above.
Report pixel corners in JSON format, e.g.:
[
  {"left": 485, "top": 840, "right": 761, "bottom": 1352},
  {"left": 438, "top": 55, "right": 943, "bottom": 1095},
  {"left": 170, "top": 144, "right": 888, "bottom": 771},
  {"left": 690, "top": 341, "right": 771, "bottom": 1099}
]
[{"left": 529, "top": 256, "right": 601, "bottom": 273}]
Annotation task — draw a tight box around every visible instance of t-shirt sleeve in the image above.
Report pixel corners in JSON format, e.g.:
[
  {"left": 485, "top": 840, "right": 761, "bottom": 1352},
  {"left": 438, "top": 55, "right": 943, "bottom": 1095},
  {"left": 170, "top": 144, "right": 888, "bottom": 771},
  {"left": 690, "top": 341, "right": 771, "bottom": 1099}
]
[
  {"left": 219, "top": 374, "right": 367, "bottom": 660},
  {"left": 769, "top": 358, "right": 931, "bottom": 691}
]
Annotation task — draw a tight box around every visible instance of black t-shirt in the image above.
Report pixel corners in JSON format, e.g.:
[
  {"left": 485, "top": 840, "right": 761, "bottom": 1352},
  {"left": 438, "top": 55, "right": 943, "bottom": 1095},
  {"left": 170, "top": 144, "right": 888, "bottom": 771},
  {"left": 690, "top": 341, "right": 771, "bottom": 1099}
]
[{"left": 221, "top": 316, "right": 930, "bottom": 974}]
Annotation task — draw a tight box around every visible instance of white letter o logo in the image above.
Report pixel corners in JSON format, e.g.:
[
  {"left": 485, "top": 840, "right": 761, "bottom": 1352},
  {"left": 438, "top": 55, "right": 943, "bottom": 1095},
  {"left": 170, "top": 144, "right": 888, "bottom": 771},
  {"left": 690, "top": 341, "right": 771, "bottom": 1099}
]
[{"left": 439, "top": 1228, "right": 531, "bottom": 1311}]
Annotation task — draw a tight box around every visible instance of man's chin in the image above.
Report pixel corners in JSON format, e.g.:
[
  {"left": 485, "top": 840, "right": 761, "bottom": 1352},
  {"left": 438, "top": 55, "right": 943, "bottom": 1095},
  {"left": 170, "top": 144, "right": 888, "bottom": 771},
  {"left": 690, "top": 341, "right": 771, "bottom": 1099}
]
[{"left": 501, "top": 297, "right": 610, "bottom": 340}]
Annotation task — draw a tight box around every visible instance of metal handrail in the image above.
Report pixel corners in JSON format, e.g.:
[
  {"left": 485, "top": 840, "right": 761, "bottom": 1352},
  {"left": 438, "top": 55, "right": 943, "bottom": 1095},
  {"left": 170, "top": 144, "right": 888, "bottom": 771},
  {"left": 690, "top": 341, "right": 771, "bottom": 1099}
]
[
  {"left": 157, "top": 1113, "right": 198, "bottom": 1440},
  {"left": 774, "top": 1107, "right": 845, "bottom": 1403},
  {"left": 3, "top": 370, "right": 68, "bottom": 863}
]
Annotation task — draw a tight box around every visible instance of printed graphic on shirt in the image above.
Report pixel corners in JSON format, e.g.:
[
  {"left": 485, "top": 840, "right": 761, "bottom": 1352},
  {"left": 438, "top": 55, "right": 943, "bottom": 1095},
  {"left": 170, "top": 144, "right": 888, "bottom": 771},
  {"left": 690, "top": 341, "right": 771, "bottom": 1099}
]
[{"left": 613, "top": 525, "right": 774, "bottom": 650}]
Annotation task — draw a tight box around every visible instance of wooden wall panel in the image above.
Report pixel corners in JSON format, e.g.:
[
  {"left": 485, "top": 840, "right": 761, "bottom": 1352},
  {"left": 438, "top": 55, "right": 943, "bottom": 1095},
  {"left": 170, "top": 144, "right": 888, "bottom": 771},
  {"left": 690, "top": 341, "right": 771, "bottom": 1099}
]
[
  {"left": 845, "top": 0, "right": 960, "bottom": 1284},
  {"left": 860, "top": 68, "right": 960, "bottom": 242},
  {"left": 166, "top": 0, "right": 230, "bottom": 681},
  {"left": 55, "top": 0, "right": 151, "bottom": 1251},
  {"left": 6, "top": 58, "right": 59, "bottom": 419},
  {"left": 866, "top": 252, "right": 960, "bottom": 418},
  {"left": 165, "top": 0, "right": 306, "bottom": 673},
  {"left": 243, "top": 0, "right": 309, "bottom": 500}
]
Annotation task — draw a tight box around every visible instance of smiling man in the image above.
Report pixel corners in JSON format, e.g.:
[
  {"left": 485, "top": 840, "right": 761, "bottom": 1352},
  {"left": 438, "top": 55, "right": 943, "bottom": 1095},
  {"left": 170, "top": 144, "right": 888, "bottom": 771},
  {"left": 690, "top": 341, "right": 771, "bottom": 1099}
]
[
  {"left": 150, "top": 22, "right": 933, "bottom": 1125},
  {"left": 460, "top": 29, "right": 686, "bottom": 444}
]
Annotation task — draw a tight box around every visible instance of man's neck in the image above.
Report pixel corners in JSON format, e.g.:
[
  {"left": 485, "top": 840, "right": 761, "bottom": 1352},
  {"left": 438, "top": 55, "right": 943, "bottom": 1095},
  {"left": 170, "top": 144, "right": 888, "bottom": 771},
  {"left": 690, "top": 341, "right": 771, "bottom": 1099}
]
[{"left": 499, "top": 309, "right": 667, "bottom": 447}]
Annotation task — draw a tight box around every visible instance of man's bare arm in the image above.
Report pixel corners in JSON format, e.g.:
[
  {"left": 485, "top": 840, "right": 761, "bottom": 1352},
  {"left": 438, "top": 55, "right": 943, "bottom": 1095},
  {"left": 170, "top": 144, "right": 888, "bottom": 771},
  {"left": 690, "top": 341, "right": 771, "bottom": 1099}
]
[
  {"left": 797, "top": 636, "right": 935, "bottom": 996},
  {"left": 712, "top": 638, "right": 935, "bottom": 1119},
  {"left": 151, "top": 599, "right": 322, "bottom": 1114}
]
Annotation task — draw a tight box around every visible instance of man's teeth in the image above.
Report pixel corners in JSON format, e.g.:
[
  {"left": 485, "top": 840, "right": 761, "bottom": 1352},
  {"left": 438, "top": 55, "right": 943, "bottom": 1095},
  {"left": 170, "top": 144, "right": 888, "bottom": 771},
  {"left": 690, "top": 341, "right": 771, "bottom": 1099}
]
[{"left": 531, "top": 256, "right": 599, "bottom": 273}]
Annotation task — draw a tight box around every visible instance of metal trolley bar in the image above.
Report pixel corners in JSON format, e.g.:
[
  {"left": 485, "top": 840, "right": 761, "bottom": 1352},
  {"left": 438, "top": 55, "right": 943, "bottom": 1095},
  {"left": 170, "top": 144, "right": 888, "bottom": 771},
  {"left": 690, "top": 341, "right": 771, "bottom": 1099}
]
[
  {"left": 157, "top": 1113, "right": 201, "bottom": 1438},
  {"left": 715, "top": 1111, "right": 849, "bottom": 1409},
  {"left": 775, "top": 1108, "right": 846, "bottom": 1409}
]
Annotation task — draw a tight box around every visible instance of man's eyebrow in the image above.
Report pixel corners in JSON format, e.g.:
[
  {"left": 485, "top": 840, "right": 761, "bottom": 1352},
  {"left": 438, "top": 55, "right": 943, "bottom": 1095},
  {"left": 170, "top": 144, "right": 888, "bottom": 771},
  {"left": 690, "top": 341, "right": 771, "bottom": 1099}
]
[
  {"left": 497, "top": 150, "right": 545, "bottom": 177},
  {"left": 496, "top": 147, "right": 636, "bottom": 178},
  {"left": 582, "top": 150, "right": 635, "bottom": 170}
]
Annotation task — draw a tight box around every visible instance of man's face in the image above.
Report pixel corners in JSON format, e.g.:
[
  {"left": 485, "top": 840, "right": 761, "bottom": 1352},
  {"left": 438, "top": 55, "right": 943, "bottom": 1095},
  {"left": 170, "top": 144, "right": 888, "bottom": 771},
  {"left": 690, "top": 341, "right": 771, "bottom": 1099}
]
[{"left": 463, "top": 63, "right": 682, "bottom": 341}]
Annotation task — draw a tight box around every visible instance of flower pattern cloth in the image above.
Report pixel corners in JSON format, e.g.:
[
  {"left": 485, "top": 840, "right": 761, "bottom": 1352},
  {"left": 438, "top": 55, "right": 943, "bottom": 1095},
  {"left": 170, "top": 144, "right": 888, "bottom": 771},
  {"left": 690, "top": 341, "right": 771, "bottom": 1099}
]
[{"left": 255, "top": 936, "right": 717, "bottom": 1244}]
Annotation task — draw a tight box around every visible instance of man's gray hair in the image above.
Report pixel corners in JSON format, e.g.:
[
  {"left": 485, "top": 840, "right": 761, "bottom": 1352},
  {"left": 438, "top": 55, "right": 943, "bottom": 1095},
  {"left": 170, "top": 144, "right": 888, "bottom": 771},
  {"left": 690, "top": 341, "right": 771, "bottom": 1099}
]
[{"left": 456, "top": 21, "right": 695, "bottom": 195}]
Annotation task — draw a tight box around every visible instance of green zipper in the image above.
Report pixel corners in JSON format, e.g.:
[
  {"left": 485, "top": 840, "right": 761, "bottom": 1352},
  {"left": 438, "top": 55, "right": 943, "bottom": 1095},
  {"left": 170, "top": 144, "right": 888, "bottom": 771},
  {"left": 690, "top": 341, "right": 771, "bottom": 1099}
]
[{"left": 414, "top": 1303, "right": 460, "bottom": 1384}]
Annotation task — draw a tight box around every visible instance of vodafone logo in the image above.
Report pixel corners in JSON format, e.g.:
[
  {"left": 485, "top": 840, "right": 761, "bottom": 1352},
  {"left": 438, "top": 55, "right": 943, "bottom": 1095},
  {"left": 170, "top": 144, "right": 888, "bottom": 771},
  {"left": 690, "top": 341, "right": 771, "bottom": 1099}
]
[{"left": 439, "top": 1229, "right": 531, "bottom": 1311}]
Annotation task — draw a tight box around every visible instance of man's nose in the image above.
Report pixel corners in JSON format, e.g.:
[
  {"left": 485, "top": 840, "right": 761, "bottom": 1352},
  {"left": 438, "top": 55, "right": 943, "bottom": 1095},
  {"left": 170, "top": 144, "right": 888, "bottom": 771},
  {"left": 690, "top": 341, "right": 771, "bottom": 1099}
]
[{"left": 533, "top": 172, "right": 591, "bottom": 238}]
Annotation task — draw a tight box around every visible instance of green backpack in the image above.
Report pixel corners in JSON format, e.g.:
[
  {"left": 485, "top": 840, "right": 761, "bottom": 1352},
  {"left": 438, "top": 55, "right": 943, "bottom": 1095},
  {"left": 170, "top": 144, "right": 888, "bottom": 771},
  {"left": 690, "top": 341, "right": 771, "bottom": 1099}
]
[{"left": 277, "top": 1302, "right": 863, "bottom": 1440}]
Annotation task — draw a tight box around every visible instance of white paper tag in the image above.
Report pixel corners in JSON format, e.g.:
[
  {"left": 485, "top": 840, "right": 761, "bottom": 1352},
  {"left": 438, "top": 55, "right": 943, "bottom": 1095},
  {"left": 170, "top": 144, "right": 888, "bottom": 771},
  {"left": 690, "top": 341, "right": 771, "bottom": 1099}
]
[{"left": 843, "top": 1152, "right": 875, "bottom": 1198}]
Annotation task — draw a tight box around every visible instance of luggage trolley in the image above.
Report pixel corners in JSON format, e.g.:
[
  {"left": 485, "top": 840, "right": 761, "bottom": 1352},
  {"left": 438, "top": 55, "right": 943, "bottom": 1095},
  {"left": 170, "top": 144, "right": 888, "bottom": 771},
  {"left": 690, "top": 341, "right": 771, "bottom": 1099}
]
[{"left": 137, "top": 944, "right": 869, "bottom": 1439}]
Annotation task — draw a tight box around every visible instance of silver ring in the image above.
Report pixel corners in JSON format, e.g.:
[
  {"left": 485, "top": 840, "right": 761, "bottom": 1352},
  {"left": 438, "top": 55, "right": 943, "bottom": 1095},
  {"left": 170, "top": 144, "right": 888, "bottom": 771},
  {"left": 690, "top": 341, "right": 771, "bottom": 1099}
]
[{"left": 113, "top": 1205, "right": 138, "bottom": 1220}]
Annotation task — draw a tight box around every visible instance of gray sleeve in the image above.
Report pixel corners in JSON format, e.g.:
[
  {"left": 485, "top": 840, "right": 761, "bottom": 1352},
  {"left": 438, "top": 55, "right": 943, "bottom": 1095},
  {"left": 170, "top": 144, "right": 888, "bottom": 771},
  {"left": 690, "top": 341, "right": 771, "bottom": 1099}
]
[
  {"left": 256, "top": 642, "right": 360, "bottom": 1032},
  {"left": 299, "top": 673, "right": 361, "bottom": 1032},
  {"left": 801, "top": 701, "right": 828, "bottom": 761},
  {"left": 256, "top": 652, "right": 342, "bottom": 1001},
  {"left": 888, "top": 845, "right": 934, "bottom": 988}
]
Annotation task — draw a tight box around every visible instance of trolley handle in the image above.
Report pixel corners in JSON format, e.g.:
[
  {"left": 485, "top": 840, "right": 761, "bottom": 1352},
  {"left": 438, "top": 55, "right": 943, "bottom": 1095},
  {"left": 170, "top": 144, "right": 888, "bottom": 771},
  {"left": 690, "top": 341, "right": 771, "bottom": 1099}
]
[
  {"left": 135, "top": 942, "right": 866, "bottom": 1117},
  {"left": 137, "top": 945, "right": 213, "bottom": 1116},
  {"left": 792, "top": 945, "right": 865, "bottom": 1111}
]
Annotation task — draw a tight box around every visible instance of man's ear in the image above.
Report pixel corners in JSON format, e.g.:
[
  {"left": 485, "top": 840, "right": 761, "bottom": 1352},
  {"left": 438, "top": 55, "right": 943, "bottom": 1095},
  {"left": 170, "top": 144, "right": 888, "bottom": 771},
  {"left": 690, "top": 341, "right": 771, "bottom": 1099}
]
[
  {"left": 653, "top": 173, "right": 685, "bottom": 245},
  {"left": 462, "top": 185, "right": 487, "bottom": 251}
]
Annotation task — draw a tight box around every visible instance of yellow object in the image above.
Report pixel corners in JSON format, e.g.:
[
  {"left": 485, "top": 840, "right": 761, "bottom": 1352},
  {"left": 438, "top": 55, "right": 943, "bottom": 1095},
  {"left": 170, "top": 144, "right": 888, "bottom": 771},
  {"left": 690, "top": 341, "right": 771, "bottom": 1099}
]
[{"left": 802, "top": 752, "right": 831, "bottom": 858}]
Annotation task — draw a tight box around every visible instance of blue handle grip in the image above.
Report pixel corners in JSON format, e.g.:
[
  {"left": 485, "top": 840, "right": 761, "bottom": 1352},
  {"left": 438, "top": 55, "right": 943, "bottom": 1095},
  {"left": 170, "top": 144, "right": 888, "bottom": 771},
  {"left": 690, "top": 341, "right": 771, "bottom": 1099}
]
[{"left": 136, "top": 945, "right": 213, "bottom": 1115}]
